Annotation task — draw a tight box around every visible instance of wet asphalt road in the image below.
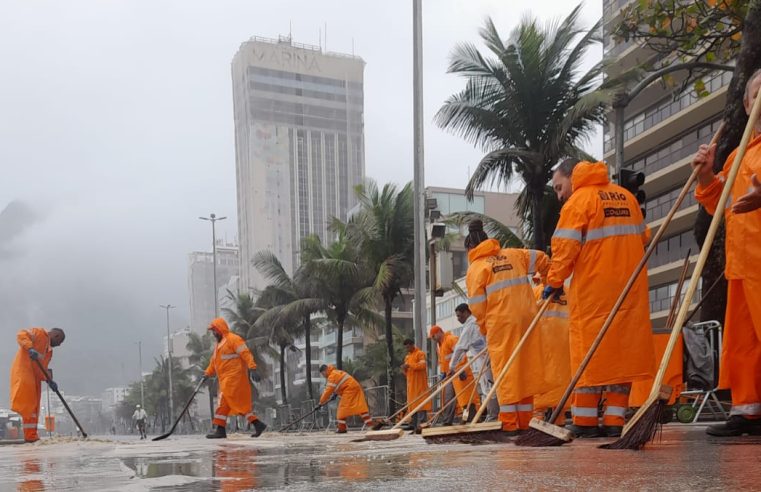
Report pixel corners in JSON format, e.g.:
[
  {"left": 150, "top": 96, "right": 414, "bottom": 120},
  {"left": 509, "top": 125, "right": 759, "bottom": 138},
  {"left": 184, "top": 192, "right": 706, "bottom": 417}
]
[{"left": 1, "top": 424, "right": 760, "bottom": 491}]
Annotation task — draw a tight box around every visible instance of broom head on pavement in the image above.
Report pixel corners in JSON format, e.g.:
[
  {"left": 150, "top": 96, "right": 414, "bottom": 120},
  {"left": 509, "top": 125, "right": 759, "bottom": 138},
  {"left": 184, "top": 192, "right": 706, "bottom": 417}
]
[
  {"left": 599, "top": 385, "right": 671, "bottom": 450},
  {"left": 514, "top": 417, "right": 574, "bottom": 447},
  {"left": 421, "top": 421, "right": 506, "bottom": 444}
]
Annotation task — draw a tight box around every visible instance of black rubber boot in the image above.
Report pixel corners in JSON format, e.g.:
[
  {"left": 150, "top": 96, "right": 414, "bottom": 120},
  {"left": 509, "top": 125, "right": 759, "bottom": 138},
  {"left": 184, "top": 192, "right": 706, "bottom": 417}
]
[
  {"left": 205, "top": 425, "right": 227, "bottom": 439},
  {"left": 566, "top": 424, "right": 603, "bottom": 438},
  {"left": 706, "top": 415, "right": 761, "bottom": 437},
  {"left": 250, "top": 419, "right": 267, "bottom": 438}
]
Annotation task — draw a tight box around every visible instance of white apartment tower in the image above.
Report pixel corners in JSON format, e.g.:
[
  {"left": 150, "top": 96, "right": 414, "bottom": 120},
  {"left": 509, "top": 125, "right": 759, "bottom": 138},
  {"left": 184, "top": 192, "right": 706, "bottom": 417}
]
[{"left": 232, "top": 36, "right": 365, "bottom": 292}]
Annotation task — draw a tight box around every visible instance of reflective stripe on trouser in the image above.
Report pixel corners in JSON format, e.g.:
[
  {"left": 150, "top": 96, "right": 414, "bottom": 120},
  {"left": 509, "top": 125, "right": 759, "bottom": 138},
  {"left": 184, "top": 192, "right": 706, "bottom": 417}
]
[
  {"left": 722, "top": 280, "right": 761, "bottom": 418},
  {"left": 572, "top": 384, "right": 631, "bottom": 427},
  {"left": 22, "top": 415, "right": 39, "bottom": 441},
  {"left": 360, "top": 412, "right": 373, "bottom": 424},
  {"left": 337, "top": 419, "right": 347, "bottom": 431},
  {"left": 212, "top": 394, "right": 257, "bottom": 427},
  {"left": 498, "top": 396, "right": 533, "bottom": 431}
]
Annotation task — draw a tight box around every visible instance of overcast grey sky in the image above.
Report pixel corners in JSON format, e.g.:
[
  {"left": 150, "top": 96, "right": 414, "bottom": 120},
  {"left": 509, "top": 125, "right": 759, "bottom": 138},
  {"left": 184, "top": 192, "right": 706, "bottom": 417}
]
[{"left": 0, "top": 0, "right": 601, "bottom": 403}]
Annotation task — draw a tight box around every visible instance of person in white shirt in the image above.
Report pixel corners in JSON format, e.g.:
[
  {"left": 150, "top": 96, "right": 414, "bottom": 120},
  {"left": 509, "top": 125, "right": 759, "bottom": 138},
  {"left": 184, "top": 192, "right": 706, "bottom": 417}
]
[
  {"left": 450, "top": 303, "right": 499, "bottom": 421},
  {"left": 132, "top": 404, "right": 148, "bottom": 439}
]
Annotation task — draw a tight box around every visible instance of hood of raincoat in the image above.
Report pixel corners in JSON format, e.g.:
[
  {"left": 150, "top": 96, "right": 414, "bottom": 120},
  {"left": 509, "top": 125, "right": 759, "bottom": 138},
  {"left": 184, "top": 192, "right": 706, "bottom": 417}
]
[
  {"left": 208, "top": 317, "right": 230, "bottom": 337},
  {"left": 572, "top": 161, "right": 610, "bottom": 192},
  {"left": 468, "top": 238, "right": 501, "bottom": 264}
]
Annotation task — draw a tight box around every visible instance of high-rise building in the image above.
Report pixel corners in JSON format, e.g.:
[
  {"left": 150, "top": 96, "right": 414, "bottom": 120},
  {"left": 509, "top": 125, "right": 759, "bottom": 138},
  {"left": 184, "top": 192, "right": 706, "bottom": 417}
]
[
  {"left": 602, "top": 0, "right": 730, "bottom": 329},
  {"left": 187, "top": 243, "right": 239, "bottom": 333},
  {"left": 232, "top": 35, "right": 366, "bottom": 293}
]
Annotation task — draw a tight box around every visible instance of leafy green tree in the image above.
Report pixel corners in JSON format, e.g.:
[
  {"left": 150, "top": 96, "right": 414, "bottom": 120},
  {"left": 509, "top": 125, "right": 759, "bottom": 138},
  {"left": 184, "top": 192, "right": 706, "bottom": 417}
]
[{"left": 436, "top": 6, "right": 611, "bottom": 251}]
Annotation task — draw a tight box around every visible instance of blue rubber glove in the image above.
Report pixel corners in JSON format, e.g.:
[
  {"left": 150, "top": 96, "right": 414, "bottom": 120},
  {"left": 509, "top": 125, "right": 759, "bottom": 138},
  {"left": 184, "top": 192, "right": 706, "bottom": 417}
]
[
  {"left": 439, "top": 372, "right": 447, "bottom": 382},
  {"left": 542, "top": 285, "right": 564, "bottom": 300},
  {"left": 47, "top": 380, "right": 58, "bottom": 392},
  {"left": 28, "top": 349, "right": 41, "bottom": 361},
  {"left": 330, "top": 393, "right": 338, "bottom": 401},
  {"left": 459, "top": 372, "right": 467, "bottom": 381},
  {"left": 248, "top": 369, "right": 261, "bottom": 382}
]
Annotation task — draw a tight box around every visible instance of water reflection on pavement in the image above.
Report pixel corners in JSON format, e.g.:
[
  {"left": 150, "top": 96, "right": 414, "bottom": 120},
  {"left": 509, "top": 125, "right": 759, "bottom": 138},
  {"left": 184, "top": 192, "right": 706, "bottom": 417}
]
[{"left": 1, "top": 426, "right": 760, "bottom": 491}]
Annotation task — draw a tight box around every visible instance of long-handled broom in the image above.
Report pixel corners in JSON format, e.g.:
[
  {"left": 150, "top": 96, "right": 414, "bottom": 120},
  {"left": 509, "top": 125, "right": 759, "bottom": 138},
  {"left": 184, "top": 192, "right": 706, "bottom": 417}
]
[
  {"left": 602, "top": 94, "right": 761, "bottom": 450},
  {"left": 422, "top": 297, "right": 553, "bottom": 444},
  {"left": 516, "top": 123, "right": 728, "bottom": 448},
  {"left": 420, "top": 376, "right": 479, "bottom": 429},
  {"left": 355, "top": 347, "right": 488, "bottom": 441},
  {"left": 461, "top": 352, "right": 490, "bottom": 423},
  {"left": 377, "top": 374, "right": 445, "bottom": 428}
]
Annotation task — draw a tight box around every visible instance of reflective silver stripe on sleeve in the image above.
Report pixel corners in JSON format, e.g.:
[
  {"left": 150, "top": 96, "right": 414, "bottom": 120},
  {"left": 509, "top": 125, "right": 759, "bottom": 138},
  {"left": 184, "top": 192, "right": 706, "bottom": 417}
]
[
  {"left": 571, "top": 407, "right": 598, "bottom": 417},
  {"left": 543, "top": 310, "right": 569, "bottom": 319},
  {"left": 334, "top": 374, "right": 351, "bottom": 391},
  {"left": 553, "top": 228, "right": 583, "bottom": 242},
  {"left": 485, "top": 276, "right": 530, "bottom": 295},
  {"left": 326, "top": 383, "right": 337, "bottom": 388},
  {"left": 220, "top": 353, "right": 240, "bottom": 360},
  {"left": 584, "top": 223, "right": 645, "bottom": 242},
  {"left": 528, "top": 249, "right": 536, "bottom": 274},
  {"left": 444, "top": 354, "right": 452, "bottom": 360},
  {"left": 468, "top": 293, "right": 486, "bottom": 305},
  {"left": 235, "top": 344, "right": 246, "bottom": 354}
]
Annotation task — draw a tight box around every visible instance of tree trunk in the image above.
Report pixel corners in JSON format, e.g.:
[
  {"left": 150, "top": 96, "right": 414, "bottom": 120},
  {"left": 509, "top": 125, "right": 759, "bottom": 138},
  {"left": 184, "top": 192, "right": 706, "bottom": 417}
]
[
  {"left": 279, "top": 345, "right": 288, "bottom": 405},
  {"left": 531, "top": 189, "right": 546, "bottom": 252},
  {"left": 303, "top": 315, "right": 314, "bottom": 400},
  {"left": 696, "top": 1, "right": 761, "bottom": 325},
  {"left": 384, "top": 297, "right": 397, "bottom": 415},
  {"left": 336, "top": 316, "right": 345, "bottom": 370}
]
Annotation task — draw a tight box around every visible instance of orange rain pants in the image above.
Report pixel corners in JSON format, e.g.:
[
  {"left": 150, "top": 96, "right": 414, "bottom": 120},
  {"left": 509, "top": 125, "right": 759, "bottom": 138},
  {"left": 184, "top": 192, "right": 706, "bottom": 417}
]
[{"left": 10, "top": 328, "right": 52, "bottom": 442}]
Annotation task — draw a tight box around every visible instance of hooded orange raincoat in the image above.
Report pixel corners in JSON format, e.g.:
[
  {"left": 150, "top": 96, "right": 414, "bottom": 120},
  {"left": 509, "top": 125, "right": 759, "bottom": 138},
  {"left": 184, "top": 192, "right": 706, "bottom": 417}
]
[
  {"left": 403, "top": 346, "right": 432, "bottom": 413},
  {"left": 695, "top": 132, "right": 761, "bottom": 416},
  {"left": 466, "top": 241, "right": 553, "bottom": 406},
  {"left": 548, "top": 161, "right": 655, "bottom": 387},
  {"left": 10, "top": 328, "right": 53, "bottom": 441},
  {"left": 437, "top": 331, "right": 480, "bottom": 410},
  {"left": 205, "top": 318, "right": 258, "bottom": 426},
  {"left": 319, "top": 365, "right": 372, "bottom": 424}
]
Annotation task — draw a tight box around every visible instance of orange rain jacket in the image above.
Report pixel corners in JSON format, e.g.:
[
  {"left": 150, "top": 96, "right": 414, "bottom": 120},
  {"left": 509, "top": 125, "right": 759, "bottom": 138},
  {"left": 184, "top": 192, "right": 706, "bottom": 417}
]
[
  {"left": 695, "top": 132, "right": 761, "bottom": 282},
  {"left": 437, "top": 331, "right": 480, "bottom": 409},
  {"left": 10, "top": 328, "right": 53, "bottom": 417},
  {"left": 403, "top": 346, "right": 432, "bottom": 412},
  {"left": 204, "top": 318, "right": 257, "bottom": 415},
  {"left": 319, "top": 365, "right": 370, "bottom": 418},
  {"left": 466, "top": 241, "right": 553, "bottom": 404},
  {"left": 533, "top": 285, "right": 572, "bottom": 410},
  {"left": 548, "top": 161, "right": 655, "bottom": 387}
]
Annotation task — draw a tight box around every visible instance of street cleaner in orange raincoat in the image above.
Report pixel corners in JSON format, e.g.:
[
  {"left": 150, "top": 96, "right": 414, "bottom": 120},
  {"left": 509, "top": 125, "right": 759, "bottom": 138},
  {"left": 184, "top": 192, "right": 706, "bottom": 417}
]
[
  {"left": 465, "top": 220, "right": 553, "bottom": 435},
  {"left": 10, "top": 327, "right": 66, "bottom": 442},
  {"left": 430, "top": 325, "right": 481, "bottom": 425},
  {"left": 319, "top": 364, "right": 382, "bottom": 433},
  {"left": 692, "top": 69, "right": 761, "bottom": 437},
  {"left": 401, "top": 339, "right": 431, "bottom": 432},
  {"left": 205, "top": 318, "right": 266, "bottom": 439},
  {"left": 547, "top": 159, "right": 655, "bottom": 438}
]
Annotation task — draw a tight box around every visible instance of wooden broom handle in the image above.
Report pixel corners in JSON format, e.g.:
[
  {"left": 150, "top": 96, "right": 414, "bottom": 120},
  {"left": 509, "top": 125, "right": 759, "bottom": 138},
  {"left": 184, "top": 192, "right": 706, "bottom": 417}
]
[
  {"left": 393, "top": 347, "right": 487, "bottom": 428},
  {"left": 546, "top": 121, "right": 726, "bottom": 425},
  {"left": 646, "top": 92, "right": 761, "bottom": 400},
  {"left": 471, "top": 297, "right": 553, "bottom": 423}
]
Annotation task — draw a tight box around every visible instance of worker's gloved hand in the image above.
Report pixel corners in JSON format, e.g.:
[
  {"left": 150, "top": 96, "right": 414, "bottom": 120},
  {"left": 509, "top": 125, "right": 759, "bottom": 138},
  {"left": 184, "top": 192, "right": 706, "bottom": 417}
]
[
  {"left": 47, "top": 380, "right": 58, "bottom": 392},
  {"left": 28, "top": 349, "right": 41, "bottom": 361},
  {"left": 439, "top": 372, "right": 447, "bottom": 382},
  {"left": 248, "top": 369, "right": 261, "bottom": 382},
  {"left": 330, "top": 393, "right": 338, "bottom": 401},
  {"left": 458, "top": 372, "right": 467, "bottom": 381},
  {"left": 542, "top": 285, "right": 564, "bottom": 300},
  {"left": 200, "top": 375, "right": 208, "bottom": 383}
]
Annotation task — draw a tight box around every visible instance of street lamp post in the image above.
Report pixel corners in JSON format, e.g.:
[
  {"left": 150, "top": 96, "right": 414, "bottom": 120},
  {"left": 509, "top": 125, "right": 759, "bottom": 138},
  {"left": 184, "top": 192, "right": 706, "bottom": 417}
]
[
  {"left": 138, "top": 341, "right": 145, "bottom": 409},
  {"left": 160, "top": 304, "right": 176, "bottom": 423},
  {"left": 199, "top": 213, "right": 227, "bottom": 318},
  {"left": 412, "top": 0, "right": 427, "bottom": 352}
]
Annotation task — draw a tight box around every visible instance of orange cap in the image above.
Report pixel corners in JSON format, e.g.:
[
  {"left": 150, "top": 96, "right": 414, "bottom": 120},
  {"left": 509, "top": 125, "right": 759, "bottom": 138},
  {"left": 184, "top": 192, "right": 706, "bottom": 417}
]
[{"left": 428, "top": 325, "right": 443, "bottom": 338}]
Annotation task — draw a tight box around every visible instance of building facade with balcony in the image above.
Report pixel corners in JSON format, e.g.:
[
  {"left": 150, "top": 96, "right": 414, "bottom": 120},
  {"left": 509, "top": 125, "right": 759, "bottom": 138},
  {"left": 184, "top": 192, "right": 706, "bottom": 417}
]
[{"left": 601, "top": 0, "right": 731, "bottom": 329}]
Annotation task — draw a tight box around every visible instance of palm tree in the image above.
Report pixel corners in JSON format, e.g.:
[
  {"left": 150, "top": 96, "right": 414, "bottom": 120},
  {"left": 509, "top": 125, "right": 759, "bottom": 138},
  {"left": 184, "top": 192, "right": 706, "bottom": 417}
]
[
  {"left": 436, "top": 5, "right": 611, "bottom": 251},
  {"left": 299, "top": 232, "right": 377, "bottom": 371},
  {"left": 252, "top": 251, "right": 324, "bottom": 400},
  {"left": 346, "top": 181, "right": 414, "bottom": 414}
]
